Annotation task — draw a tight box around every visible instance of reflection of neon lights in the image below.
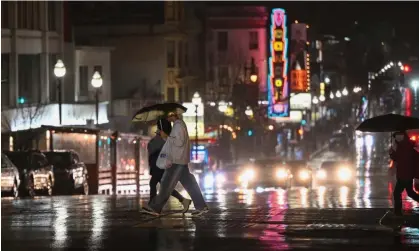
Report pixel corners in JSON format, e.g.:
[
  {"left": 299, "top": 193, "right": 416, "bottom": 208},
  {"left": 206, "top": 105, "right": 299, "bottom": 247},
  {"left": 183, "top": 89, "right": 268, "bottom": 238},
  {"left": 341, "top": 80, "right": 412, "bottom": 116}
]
[{"left": 268, "top": 8, "right": 289, "bottom": 118}]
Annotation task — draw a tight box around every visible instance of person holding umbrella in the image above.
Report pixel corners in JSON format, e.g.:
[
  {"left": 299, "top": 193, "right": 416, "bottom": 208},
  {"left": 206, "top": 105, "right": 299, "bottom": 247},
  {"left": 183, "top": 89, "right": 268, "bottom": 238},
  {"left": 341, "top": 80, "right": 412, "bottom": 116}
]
[
  {"left": 143, "top": 111, "right": 209, "bottom": 216},
  {"left": 389, "top": 131, "right": 419, "bottom": 216},
  {"left": 147, "top": 118, "right": 191, "bottom": 212}
]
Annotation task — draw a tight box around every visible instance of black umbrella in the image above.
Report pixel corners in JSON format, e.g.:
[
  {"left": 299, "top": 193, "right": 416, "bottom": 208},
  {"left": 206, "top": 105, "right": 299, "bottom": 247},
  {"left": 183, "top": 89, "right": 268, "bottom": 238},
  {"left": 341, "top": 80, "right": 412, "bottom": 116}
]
[
  {"left": 356, "top": 113, "right": 419, "bottom": 132},
  {"left": 132, "top": 103, "right": 187, "bottom": 122}
]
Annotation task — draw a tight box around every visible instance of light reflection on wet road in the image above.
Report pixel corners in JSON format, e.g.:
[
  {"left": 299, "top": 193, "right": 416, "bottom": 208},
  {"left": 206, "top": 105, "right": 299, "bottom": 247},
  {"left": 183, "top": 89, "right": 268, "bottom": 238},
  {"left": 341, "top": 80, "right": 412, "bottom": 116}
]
[{"left": 2, "top": 133, "right": 419, "bottom": 250}]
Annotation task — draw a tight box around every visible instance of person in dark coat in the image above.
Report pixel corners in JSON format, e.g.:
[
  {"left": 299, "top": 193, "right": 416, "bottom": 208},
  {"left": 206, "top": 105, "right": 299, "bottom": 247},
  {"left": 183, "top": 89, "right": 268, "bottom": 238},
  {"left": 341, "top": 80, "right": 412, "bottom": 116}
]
[
  {"left": 147, "top": 118, "right": 191, "bottom": 211},
  {"left": 389, "top": 131, "right": 419, "bottom": 216}
]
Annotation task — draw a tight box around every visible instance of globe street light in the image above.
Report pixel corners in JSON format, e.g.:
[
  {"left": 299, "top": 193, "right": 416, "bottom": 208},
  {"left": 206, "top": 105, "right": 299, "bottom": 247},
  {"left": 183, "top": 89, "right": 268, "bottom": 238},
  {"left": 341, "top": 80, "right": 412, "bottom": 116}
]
[
  {"left": 319, "top": 95, "right": 326, "bottom": 102},
  {"left": 330, "top": 92, "right": 334, "bottom": 99},
  {"left": 54, "top": 59, "right": 66, "bottom": 125},
  {"left": 342, "top": 87, "right": 348, "bottom": 96},
  {"left": 325, "top": 77, "right": 331, "bottom": 84},
  {"left": 336, "top": 90, "right": 342, "bottom": 98},
  {"left": 192, "top": 92, "right": 202, "bottom": 161},
  {"left": 218, "top": 101, "right": 228, "bottom": 113},
  {"left": 91, "top": 71, "right": 103, "bottom": 125}
]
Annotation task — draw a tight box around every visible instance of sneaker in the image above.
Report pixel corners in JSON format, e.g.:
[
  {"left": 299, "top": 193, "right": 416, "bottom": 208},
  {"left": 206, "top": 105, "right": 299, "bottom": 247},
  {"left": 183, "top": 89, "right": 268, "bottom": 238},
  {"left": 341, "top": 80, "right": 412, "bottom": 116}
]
[
  {"left": 141, "top": 205, "right": 159, "bottom": 216},
  {"left": 181, "top": 199, "right": 192, "bottom": 213},
  {"left": 191, "top": 207, "right": 209, "bottom": 217}
]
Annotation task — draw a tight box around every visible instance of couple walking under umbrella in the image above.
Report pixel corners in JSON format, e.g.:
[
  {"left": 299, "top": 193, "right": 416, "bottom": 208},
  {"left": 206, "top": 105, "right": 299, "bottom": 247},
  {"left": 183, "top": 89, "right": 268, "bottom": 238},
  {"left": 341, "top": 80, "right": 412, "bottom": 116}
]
[{"left": 142, "top": 111, "right": 208, "bottom": 216}]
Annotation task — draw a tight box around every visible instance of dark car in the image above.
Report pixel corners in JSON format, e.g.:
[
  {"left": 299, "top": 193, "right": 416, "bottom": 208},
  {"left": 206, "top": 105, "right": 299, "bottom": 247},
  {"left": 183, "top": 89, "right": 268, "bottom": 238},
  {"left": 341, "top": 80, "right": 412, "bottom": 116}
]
[
  {"left": 44, "top": 150, "right": 89, "bottom": 195},
  {"left": 280, "top": 160, "right": 312, "bottom": 188},
  {"left": 3, "top": 150, "right": 55, "bottom": 196},
  {"left": 237, "top": 158, "right": 290, "bottom": 189},
  {"left": 314, "top": 160, "right": 355, "bottom": 187}
]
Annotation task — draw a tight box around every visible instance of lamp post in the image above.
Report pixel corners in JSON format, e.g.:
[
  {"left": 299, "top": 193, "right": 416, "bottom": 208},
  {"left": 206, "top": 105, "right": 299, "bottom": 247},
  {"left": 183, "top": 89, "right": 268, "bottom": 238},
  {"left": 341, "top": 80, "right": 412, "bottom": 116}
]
[
  {"left": 192, "top": 92, "right": 201, "bottom": 161},
  {"left": 91, "top": 71, "right": 103, "bottom": 125},
  {"left": 54, "top": 59, "right": 66, "bottom": 125}
]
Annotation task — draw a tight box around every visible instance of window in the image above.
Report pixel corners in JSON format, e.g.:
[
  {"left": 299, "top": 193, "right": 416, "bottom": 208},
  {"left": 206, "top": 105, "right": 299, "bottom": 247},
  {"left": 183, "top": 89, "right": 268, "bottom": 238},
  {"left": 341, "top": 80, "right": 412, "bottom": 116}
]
[
  {"left": 178, "top": 41, "right": 183, "bottom": 68},
  {"left": 178, "top": 87, "right": 183, "bottom": 102},
  {"left": 165, "top": 1, "right": 175, "bottom": 21},
  {"left": 184, "top": 42, "right": 189, "bottom": 67},
  {"left": 184, "top": 86, "right": 189, "bottom": 101},
  {"left": 167, "top": 87, "right": 175, "bottom": 102},
  {"left": 217, "top": 32, "right": 228, "bottom": 51},
  {"left": 17, "top": 2, "right": 26, "bottom": 29},
  {"left": 1, "top": 1, "right": 9, "bottom": 29},
  {"left": 18, "top": 54, "right": 41, "bottom": 103},
  {"left": 166, "top": 41, "right": 175, "bottom": 68},
  {"left": 249, "top": 31, "right": 259, "bottom": 50},
  {"left": 1, "top": 54, "right": 10, "bottom": 107},
  {"left": 79, "top": 66, "right": 89, "bottom": 97},
  {"left": 48, "top": 2, "right": 56, "bottom": 31},
  {"left": 177, "top": 2, "right": 183, "bottom": 21},
  {"left": 218, "top": 66, "right": 229, "bottom": 86}
]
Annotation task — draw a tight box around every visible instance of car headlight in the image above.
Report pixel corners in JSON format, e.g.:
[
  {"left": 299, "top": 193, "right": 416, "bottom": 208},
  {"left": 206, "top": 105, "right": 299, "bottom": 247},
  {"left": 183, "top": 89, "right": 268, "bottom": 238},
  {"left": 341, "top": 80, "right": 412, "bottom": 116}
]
[
  {"left": 338, "top": 167, "right": 351, "bottom": 181},
  {"left": 238, "top": 169, "right": 255, "bottom": 182},
  {"left": 204, "top": 173, "right": 215, "bottom": 188},
  {"left": 299, "top": 170, "right": 310, "bottom": 180},
  {"left": 317, "top": 169, "right": 327, "bottom": 179},
  {"left": 215, "top": 173, "right": 226, "bottom": 184},
  {"left": 276, "top": 169, "right": 288, "bottom": 179}
]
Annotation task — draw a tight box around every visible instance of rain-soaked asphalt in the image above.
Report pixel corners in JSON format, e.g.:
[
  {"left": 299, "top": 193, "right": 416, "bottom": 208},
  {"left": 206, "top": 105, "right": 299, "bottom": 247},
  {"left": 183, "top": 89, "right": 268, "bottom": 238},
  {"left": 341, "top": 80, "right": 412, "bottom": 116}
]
[{"left": 2, "top": 133, "right": 419, "bottom": 250}]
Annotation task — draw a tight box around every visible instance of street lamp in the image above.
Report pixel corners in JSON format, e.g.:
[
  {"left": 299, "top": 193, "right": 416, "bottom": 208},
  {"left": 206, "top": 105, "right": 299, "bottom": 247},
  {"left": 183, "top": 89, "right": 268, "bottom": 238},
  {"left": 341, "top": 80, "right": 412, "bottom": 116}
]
[
  {"left": 330, "top": 92, "right": 334, "bottom": 99},
  {"left": 312, "top": 96, "right": 319, "bottom": 104},
  {"left": 336, "top": 90, "right": 342, "bottom": 98},
  {"left": 325, "top": 77, "right": 331, "bottom": 84},
  {"left": 245, "top": 106, "right": 253, "bottom": 117},
  {"left": 342, "top": 87, "right": 348, "bottom": 96},
  {"left": 319, "top": 95, "right": 326, "bottom": 102},
  {"left": 218, "top": 101, "right": 228, "bottom": 113},
  {"left": 91, "top": 71, "right": 103, "bottom": 125},
  {"left": 54, "top": 59, "right": 66, "bottom": 125},
  {"left": 192, "top": 92, "right": 202, "bottom": 161},
  {"left": 250, "top": 74, "right": 258, "bottom": 83}
]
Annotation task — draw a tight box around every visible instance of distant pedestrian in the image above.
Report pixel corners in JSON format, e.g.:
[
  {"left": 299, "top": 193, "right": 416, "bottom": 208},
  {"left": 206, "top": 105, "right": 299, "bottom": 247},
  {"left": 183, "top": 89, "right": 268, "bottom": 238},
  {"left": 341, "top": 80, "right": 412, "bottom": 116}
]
[
  {"left": 389, "top": 131, "right": 419, "bottom": 216},
  {"left": 143, "top": 112, "right": 208, "bottom": 216},
  {"left": 147, "top": 118, "right": 191, "bottom": 211}
]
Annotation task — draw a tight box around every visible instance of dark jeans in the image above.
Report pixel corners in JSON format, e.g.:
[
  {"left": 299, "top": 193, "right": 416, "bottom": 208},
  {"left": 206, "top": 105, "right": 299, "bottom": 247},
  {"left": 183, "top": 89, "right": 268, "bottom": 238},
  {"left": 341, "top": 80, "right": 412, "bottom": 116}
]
[
  {"left": 148, "top": 164, "right": 207, "bottom": 213},
  {"left": 149, "top": 169, "right": 184, "bottom": 203},
  {"left": 393, "top": 178, "right": 419, "bottom": 214}
]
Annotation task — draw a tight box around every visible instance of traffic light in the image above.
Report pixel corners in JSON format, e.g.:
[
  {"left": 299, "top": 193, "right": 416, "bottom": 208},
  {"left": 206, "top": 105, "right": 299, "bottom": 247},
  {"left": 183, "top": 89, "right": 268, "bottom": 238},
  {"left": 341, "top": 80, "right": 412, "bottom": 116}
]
[
  {"left": 402, "top": 65, "right": 411, "bottom": 73},
  {"left": 18, "top": 97, "right": 25, "bottom": 104},
  {"left": 247, "top": 130, "right": 253, "bottom": 136},
  {"left": 301, "top": 119, "right": 307, "bottom": 126}
]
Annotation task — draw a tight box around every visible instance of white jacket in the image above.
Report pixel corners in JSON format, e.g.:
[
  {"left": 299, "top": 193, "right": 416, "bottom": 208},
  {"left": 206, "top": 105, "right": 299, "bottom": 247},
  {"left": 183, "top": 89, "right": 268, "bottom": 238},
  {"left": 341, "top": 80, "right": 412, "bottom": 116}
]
[{"left": 167, "top": 119, "right": 190, "bottom": 165}]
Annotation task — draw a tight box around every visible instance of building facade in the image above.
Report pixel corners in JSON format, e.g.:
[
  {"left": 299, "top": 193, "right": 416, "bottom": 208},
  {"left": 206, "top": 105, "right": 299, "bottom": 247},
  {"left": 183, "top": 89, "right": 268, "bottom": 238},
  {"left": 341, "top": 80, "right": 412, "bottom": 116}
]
[
  {"left": 72, "top": 1, "right": 204, "bottom": 109},
  {"left": 1, "top": 1, "right": 64, "bottom": 107},
  {"left": 1, "top": 2, "right": 112, "bottom": 132},
  {"left": 204, "top": 6, "right": 268, "bottom": 102}
]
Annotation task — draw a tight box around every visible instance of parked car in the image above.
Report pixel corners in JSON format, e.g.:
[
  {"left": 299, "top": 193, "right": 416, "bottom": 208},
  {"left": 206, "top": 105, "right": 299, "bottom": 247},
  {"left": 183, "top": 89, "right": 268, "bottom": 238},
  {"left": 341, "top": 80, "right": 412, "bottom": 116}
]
[
  {"left": 4, "top": 150, "right": 55, "bottom": 196},
  {"left": 44, "top": 150, "right": 89, "bottom": 195},
  {"left": 1, "top": 153, "right": 21, "bottom": 197}
]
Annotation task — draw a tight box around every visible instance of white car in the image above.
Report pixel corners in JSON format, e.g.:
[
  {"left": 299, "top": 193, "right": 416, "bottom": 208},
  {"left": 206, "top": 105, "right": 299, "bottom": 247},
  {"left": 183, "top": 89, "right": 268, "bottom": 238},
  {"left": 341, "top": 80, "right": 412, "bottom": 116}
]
[{"left": 1, "top": 153, "right": 21, "bottom": 197}]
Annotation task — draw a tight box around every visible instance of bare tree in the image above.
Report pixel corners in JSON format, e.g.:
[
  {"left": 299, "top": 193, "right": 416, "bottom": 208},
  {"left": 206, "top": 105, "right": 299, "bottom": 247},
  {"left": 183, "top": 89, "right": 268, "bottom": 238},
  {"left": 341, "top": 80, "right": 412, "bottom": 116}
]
[
  {"left": 1, "top": 102, "right": 47, "bottom": 132},
  {"left": 17, "top": 101, "right": 47, "bottom": 130}
]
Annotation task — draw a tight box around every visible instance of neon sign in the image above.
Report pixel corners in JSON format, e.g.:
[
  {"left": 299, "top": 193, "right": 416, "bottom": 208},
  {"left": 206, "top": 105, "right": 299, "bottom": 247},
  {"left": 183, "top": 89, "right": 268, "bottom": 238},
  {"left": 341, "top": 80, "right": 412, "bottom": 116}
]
[{"left": 268, "top": 8, "right": 289, "bottom": 117}]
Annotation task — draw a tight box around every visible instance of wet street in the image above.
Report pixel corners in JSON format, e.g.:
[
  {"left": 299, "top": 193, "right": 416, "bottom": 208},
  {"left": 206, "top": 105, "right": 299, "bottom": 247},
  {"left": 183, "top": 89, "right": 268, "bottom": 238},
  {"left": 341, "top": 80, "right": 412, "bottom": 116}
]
[{"left": 2, "top": 133, "right": 419, "bottom": 250}]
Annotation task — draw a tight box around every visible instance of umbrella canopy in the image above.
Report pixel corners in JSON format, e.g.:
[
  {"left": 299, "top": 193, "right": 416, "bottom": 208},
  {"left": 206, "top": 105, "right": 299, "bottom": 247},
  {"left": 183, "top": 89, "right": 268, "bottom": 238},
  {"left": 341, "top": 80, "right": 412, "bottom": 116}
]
[
  {"left": 356, "top": 113, "right": 419, "bottom": 132},
  {"left": 132, "top": 103, "right": 187, "bottom": 122}
]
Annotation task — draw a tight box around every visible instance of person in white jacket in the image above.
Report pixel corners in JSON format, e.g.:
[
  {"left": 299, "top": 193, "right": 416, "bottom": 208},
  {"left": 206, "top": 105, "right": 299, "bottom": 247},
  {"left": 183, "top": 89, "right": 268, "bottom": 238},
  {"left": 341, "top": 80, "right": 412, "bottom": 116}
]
[{"left": 143, "top": 112, "right": 208, "bottom": 216}]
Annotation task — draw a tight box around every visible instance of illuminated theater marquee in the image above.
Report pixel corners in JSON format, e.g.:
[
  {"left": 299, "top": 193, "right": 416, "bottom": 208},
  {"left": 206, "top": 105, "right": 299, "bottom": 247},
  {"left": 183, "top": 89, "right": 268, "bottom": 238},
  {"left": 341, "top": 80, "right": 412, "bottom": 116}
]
[{"left": 268, "top": 8, "right": 289, "bottom": 117}]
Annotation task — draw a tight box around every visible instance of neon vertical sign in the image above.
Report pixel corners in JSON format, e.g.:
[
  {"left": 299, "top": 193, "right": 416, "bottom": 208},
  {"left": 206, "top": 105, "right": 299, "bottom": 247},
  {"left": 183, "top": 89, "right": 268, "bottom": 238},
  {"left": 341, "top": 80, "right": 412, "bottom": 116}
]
[{"left": 268, "top": 8, "right": 289, "bottom": 117}]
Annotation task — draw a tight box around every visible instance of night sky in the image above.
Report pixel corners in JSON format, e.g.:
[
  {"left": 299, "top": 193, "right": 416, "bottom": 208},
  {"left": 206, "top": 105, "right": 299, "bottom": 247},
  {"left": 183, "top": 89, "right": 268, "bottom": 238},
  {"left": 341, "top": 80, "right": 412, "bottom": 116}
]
[{"left": 213, "top": 1, "right": 419, "bottom": 42}]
